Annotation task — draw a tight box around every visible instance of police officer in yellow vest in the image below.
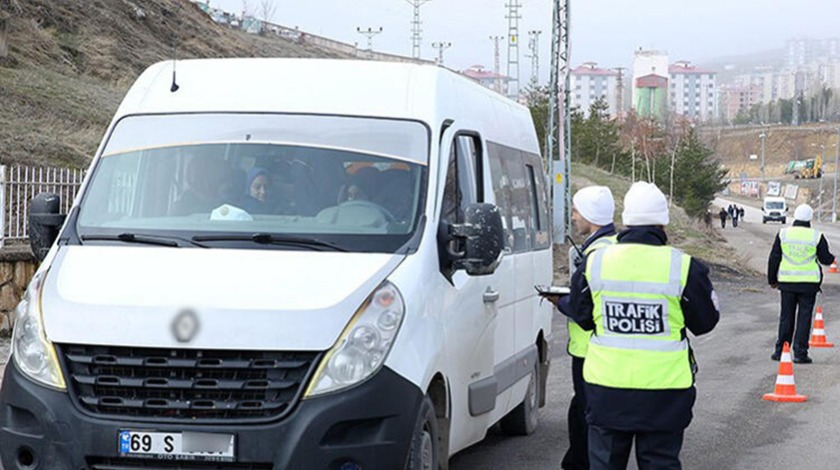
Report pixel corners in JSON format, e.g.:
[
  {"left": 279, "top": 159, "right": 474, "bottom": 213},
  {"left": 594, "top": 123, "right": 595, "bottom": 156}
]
[
  {"left": 565, "top": 182, "right": 720, "bottom": 470},
  {"left": 768, "top": 203, "right": 835, "bottom": 363},
  {"left": 543, "top": 186, "right": 617, "bottom": 470}
]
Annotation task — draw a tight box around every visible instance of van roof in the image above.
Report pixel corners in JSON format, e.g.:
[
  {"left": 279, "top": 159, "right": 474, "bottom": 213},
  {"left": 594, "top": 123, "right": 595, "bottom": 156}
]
[{"left": 115, "top": 58, "right": 540, "bottom": 154}]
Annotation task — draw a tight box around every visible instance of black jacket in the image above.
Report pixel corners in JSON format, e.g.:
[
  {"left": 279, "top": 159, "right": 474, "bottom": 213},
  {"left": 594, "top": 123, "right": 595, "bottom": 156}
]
[
  {"left": 767, "top": 220, "right": 835, "bottom": 293},
  {"left": 564, "top": 226, "right": 720, "bottom": 431}
]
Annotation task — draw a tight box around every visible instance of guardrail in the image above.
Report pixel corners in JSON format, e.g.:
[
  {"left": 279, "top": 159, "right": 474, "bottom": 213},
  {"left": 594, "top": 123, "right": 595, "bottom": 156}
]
[{"left": 0, "top": 165, "right": 85, "bottom": 246}]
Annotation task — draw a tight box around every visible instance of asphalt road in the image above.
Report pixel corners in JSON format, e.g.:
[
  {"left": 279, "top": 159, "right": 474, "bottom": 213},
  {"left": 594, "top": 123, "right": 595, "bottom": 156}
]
[{"left": 452, "top": 207, "right": 840, "bottom": 469}]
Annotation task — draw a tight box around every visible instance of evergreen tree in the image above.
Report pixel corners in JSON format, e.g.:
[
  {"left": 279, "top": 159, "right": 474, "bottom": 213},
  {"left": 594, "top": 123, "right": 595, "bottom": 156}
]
[{"left": 669, "top": 128, "right": 728, "bottom": 218}]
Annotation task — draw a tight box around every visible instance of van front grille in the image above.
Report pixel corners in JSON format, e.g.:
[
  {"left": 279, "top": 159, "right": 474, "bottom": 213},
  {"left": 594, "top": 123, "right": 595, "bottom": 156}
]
[{"left": 59, "top": 344, "right": 321, "bottom": 422}]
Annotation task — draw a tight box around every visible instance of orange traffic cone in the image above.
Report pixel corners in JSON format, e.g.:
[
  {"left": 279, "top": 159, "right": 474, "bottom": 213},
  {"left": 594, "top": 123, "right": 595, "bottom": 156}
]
[
  {"left": 810, "top": 306, "right": 834, "bottom": 348},
  {"left": 830, "top": 261, "right": 838, "bottom": 273},
  {"left": 763, "top": 342, "right": 807, "bottom": 403}
]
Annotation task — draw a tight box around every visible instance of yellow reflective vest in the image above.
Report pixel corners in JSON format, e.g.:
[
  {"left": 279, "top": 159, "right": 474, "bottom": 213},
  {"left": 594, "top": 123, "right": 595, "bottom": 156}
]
[
  {"left": 778, "top": 227, "right": 820, "bottom": 283},
  {"left": 567, "top": 234, "right": 617, "bottom": 358},
  {"left": 583, "top": 243, "right": 693, "bottom": 390}
]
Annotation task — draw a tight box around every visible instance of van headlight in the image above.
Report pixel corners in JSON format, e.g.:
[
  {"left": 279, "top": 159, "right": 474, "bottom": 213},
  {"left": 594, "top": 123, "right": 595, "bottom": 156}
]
[
  {"left": 11, "top": 271, "right": 66, "bottom": 390},
  {"left": 305, "top": 281, "right": 405, "bottom": 397}
]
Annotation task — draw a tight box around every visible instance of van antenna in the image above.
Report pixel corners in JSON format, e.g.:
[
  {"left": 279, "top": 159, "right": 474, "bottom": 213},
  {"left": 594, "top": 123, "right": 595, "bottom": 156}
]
[{"left": 170, "top": 30, "right": 180, "bottom": 93}]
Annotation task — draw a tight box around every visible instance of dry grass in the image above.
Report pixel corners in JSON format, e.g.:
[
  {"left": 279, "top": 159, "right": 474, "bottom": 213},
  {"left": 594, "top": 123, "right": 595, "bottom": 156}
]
[
  {"left": 569, "top": 163, "right": 750, "bottom": 277},
  {"left": 0, "top": 0, "right": 348, "bottom": 167}
]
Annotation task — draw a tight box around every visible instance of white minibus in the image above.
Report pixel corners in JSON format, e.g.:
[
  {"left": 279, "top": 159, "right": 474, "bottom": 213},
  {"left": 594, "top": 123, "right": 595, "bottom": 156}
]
[{"left": 0, "top": 59, "right": 553, "bottom": 469}]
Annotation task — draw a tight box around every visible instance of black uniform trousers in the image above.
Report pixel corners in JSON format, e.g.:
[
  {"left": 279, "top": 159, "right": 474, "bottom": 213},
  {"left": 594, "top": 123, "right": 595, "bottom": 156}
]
[
  {"left": 588, "top": 425, "right": 684, "bottom": 470},
  {"left": 561, "top": 357, "right": 588, "bottom": 470},
  {"left": 776, "top": 289, "right": 817, "bottom": 358}
]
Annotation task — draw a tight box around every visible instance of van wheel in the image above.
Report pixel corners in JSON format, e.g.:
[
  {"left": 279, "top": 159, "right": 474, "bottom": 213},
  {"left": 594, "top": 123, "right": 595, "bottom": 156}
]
[
  {"left": 500, "top": 358, "right": 540, "bottom": 436},
  {"left": 407, "top": 395, "right": 439, "bottom": 470},
  {"left": 782, "top": 218, "right": 786, "bottom": 224}
]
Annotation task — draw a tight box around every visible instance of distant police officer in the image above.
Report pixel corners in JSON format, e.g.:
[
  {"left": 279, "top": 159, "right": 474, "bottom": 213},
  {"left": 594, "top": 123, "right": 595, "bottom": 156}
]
[
  {"left": 543, "top": 186, "right": 617, "bottom": 470},
  {"left": 768, "top": 204, "right": 835, "bottom": 363},
  {"left": 565, "top": 182, "right": 720, "bottom": 470}
]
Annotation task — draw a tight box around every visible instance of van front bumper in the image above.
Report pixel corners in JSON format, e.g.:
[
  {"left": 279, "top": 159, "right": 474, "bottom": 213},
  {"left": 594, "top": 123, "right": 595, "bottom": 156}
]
[{"left": 0, "top": 362, "right": 422, "bottom": 470}]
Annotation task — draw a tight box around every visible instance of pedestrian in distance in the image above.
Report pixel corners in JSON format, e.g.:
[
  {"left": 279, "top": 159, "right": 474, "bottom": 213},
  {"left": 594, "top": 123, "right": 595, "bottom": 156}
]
[
  {"left": 719, "top": 207, "right": 728, "bottom": 228},
  {"left": 564, "top": 181, "right": 721, "bottom": 470},
  {"left": 768, "top": 204, "right": 835, "bottom": 363},
  {"left": 539, "top": 185, "right": 617, "bottom": 470},
  {"left": 739, "top": 206, "right": 745, "bottom": 222},
  {"left": 732, "top": 205, "right": 740, "bottom": 228}
]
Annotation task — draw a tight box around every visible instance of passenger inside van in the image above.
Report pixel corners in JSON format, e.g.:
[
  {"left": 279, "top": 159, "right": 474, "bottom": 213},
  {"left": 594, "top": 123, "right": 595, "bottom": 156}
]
[
  {"left": 238, "top": 167, "right": 272, "bottom": 214},
  {"left": 172, "top": 156, "right": 228, "bottom": 215}
]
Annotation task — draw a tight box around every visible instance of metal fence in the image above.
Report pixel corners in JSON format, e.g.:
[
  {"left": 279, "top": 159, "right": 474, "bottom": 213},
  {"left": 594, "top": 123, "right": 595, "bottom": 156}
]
[{"left": 1, "top": 165, "right": 85, "bottom": 245}]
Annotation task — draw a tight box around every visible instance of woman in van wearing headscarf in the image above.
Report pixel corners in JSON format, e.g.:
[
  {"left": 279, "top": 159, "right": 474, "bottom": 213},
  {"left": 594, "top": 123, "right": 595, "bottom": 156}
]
[{"left": 238, "top": 167, "right": 271, "bottom": 214}]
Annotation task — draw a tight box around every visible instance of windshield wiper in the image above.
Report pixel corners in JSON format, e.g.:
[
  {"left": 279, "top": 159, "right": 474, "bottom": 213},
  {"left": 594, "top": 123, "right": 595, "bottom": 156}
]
[
  {"left": 192, "top": 233, "right": 348, "bottom": 252},
  {"left": 81, "top": 233, "right": 208, "bottom": 248}
]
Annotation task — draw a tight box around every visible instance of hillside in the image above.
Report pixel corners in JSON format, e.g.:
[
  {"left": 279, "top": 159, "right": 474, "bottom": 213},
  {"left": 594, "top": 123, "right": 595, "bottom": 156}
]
[
  {"left": 702, "top": 124, "right": 840, "bottom": 180},
  {"left": 554, "top": 163, "right": 747, "bottom": 284},
  {"left": 0, "top": 0, "right": 345, "bottom": 167}
]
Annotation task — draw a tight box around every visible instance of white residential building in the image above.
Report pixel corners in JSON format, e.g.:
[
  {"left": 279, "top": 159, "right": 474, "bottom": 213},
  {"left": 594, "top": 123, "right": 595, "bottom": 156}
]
[
  {"left": 668, "top": 61, "right": 717, "bottom": 121},
  {"left": 570, "top": 62, "right": 619, "bottom": 116}
]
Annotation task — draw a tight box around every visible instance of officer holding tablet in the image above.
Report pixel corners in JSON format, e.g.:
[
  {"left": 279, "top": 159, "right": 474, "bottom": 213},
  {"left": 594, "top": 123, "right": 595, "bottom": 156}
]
[{"left": 538, "top": 185, "right": 617, "bottom": 470}]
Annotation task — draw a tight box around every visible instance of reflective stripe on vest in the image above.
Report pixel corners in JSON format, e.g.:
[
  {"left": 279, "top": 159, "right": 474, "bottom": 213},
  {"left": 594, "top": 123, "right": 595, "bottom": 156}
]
[
  {"left": 567, "top": 234, "right": 617, "bottom": 358},
  {"left": 583, "top": 244, "right": 693, "bottom": 390},
  {"left": 778, "top": 227, "right": 820, "bottom": 283}
]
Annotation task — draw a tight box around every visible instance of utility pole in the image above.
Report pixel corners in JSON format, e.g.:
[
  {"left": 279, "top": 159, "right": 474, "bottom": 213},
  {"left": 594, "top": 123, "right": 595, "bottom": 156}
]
[
  {"left": 356, "top": 27, "right": 383, "bottom": 51},
  {"left": 613, "top": 67, "right": 626, "bottom": 117},
  {"left": 402, "top": 0, "right": 431, "bottom": 59},
  {"left": 431, "top": 41, "right": 452, "bottom": 65},
  {"left": 490, "top": 35, "right": 504, "bottom": 94},
  {"left": 505, "top": 0, "right": 522, "bottom": 97},
  {"left": 547, "top": 0, "right": 571, "bottom": 238},
  {"left": 759, "top": 129, "right": 766, "bottom": 181},
  {"left": 525, "top": 30, "right": 542, "bottom": 87}
]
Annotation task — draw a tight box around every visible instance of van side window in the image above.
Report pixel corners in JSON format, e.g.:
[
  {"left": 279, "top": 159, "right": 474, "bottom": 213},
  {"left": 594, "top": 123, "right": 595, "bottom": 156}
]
[
  {"left": 487, "top": 143, "right": 513, "bottom": 251},
  {"left": 525, "top": 153, "right": 551, "bottom": 249},
  {"left": 441, "top": 135, "right": 480, "bottom": 226}
]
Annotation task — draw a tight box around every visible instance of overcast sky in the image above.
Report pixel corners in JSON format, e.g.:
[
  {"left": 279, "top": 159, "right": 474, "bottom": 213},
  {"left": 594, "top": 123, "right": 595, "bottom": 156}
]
[{"left": 209, "top": 0, "right": 840, "bottom": 83}]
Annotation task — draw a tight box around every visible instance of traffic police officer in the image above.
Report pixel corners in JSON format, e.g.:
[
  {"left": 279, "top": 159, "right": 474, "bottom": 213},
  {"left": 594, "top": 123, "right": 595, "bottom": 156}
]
[
  {"left": 565, "top": 182, "right": 720, "bottom": 470},
  {"left": 768, "top": 203, "right": 835, "bottom": 363},
  {"left": 542, "top": 185, "right": 617, "bottom": 470}
]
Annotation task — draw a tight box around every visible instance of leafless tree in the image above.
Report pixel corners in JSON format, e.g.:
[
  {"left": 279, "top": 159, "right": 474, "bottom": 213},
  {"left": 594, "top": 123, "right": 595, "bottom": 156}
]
[
  {"left": 258, "top": 0, "right": 278, "bottom": 34},
  {"left": 259, "top": 0, "right": 278, "bottom": 23}
]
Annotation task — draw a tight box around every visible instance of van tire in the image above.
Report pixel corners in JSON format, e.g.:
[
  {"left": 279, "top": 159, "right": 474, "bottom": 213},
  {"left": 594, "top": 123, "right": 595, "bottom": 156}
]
[
  {"left": 407, "top": 395, "right": 440, "bottom": 470},
  {"left": 782, "top": 218, "right": 786, "bottom": 224},
  {"left": 500, "top": 358, "right": 540, "bottom": 436}
]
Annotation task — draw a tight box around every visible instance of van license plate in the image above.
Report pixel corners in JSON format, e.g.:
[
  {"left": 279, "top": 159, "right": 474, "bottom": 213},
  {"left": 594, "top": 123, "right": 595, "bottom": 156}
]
[{"left": 118, "top": 430, "right": 235, "bottom": 461}]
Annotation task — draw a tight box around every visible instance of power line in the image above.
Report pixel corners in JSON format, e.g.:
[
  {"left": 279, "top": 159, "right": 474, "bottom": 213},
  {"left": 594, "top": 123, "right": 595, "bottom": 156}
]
[
  {"left": 431, "top": 41, "right": 452, "bottom": 65},
  {"left": 356, "top": 26, "right": 383, "bottom": 51},
  {"left": 402, "top": 0, "right": 432, "bottom": 59}
]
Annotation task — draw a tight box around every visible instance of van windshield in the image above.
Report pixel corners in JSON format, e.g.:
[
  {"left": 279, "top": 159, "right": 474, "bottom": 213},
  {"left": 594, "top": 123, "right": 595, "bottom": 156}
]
[
  {"left": 76, "top": 114, "right": 429, "bottom": 253},
  {"left": 766, "top": 201, "right": 785, "bottom": 210}
]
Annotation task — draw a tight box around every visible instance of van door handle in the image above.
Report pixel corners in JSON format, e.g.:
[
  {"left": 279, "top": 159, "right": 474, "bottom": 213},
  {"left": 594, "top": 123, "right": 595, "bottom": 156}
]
[{"left": 483, "top": 288, "right": 500, "bottom": 303}]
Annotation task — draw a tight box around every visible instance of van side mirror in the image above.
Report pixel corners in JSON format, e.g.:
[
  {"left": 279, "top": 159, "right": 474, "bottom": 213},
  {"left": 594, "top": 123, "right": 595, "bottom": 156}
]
[
  {"left": 447, "top": 203, "right": 505, "bottom": 276},
  {"left": 29, "top": 193, "right": 66, "bottom": 261}
]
